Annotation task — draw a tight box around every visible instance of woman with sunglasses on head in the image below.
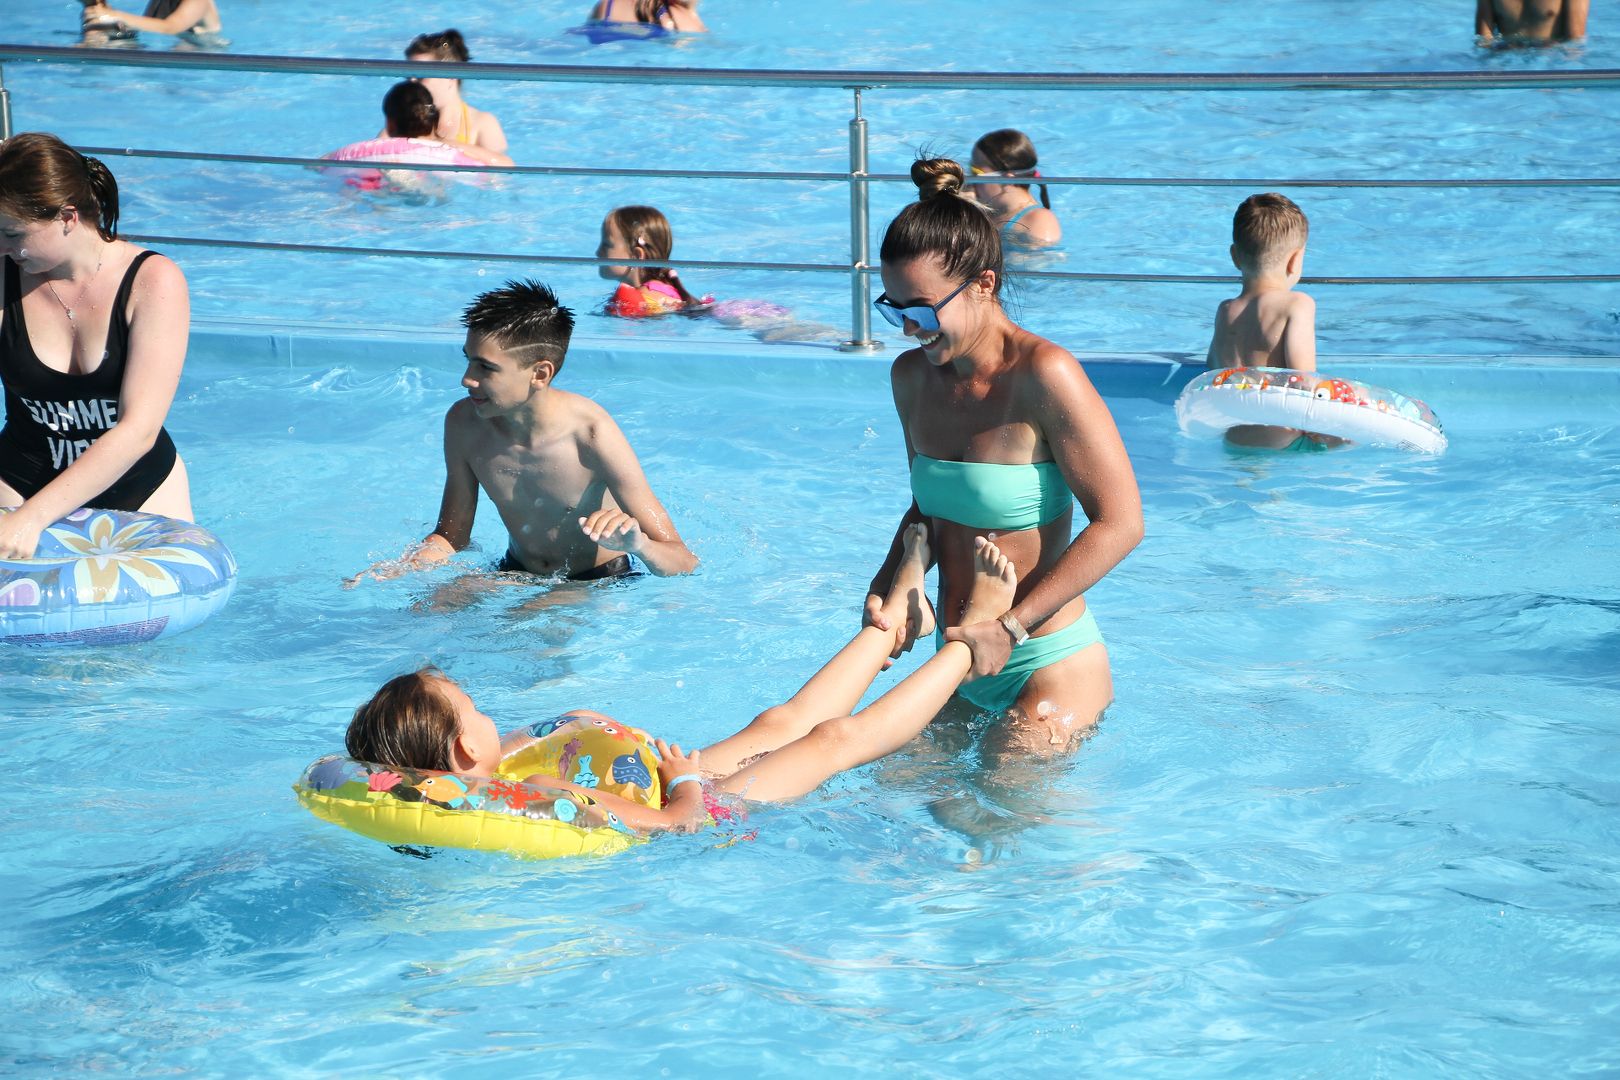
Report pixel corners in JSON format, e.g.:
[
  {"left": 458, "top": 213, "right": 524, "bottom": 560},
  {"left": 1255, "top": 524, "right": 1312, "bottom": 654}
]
[
  {"left": 0, "top": 133, "right": 194, "bottom": 560},
  {"left": 967, "top": 129, "right": 1061, "bottom": 247},
  {"left": 863, "top": 156, "right": 1141, "bottom": 765},
  {"left": 397, "top": 30, "right": 513, "bottom": 167}
]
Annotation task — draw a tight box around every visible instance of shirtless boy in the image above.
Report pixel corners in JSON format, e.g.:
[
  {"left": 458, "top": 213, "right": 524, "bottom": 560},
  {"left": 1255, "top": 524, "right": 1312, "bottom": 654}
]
[
  {"left": 351, "top": 280, "right": 697, "bottom": 583},
  {"left": 1476, "top": 0, "right": 1588, "bottom": 44},
  {"left": 1205, "top": 192, "right": 1338, "bottom": 451}
]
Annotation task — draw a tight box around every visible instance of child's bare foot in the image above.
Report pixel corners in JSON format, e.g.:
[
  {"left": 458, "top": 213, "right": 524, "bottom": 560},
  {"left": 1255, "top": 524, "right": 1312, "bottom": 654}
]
[
  {"left": 957, "top": 536, "right": 1018, "bottom": 626},
  {"left": 878, "top": 523, "right": 936, "bottom": 641}
]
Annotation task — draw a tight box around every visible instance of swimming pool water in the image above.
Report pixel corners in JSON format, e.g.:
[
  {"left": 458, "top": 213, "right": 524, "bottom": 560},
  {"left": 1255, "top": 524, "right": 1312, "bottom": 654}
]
[
  {"left": 5, "top": 0, "right": 1619, "bottom": 355},
  {"left": 3, "top": 331, "right": 1618, "bottom": 1073}
]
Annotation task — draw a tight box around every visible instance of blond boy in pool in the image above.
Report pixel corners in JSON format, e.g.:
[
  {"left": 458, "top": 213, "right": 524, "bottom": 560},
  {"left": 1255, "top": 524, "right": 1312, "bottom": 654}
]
[
  {"left": 1205, "top": 192, "right": 1341, "bottom": 451},
  {"left": 349, "top": 280, "right": 697, "bottom": 584}
]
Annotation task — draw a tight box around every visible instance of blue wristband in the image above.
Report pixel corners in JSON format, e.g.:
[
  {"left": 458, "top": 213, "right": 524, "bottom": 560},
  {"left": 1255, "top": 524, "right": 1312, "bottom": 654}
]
[{"left": 665, "top": 773, "right": 702, "bottom": 794}]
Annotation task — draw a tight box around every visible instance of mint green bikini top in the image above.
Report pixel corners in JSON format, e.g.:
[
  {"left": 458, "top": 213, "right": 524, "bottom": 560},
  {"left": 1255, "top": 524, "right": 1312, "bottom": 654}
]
[{"left": 909, "top": 453, "right": 1072, "bottom": 531}]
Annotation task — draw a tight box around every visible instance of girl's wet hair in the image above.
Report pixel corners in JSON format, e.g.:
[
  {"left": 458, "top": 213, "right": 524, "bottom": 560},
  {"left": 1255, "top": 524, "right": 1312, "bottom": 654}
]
[
  {"left": 974, "top": 128, "right": 1051, "bottom": 210},
  {"left": 405, "top": 28, "right": 470, "bottom": 62},
  {"left": 879, "top": 157, "right": 1004, "bottom": 296},
  {"left": 346, "top": 667, "right": 461, "bottom": 771},
  {"left": 382, "top": 81, "right": 438, "bottom": 139},
  {"left": 605, "top": 205, "right": 701, "bottom": 304},
  {"left": 0, "top": 131, "right": 120, "bottom": 241},
  {"left": 462, "top": 279, "right": 576, "bottom": 371}
]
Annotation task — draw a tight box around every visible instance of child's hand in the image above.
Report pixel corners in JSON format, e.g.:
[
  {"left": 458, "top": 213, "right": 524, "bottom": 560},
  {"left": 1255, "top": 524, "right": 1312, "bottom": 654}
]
[
  {"left": 579, "top": 510, "right": 646, "bottom": 554},
  {"left": 343, "top": 558, "right": 414, "bottom": 588},
  {"left": 343, "top": 564, "right": 386, "bottom": 588},
  {"left": 654, "top": 738, "right": 702, "bottom": 786},
  {"left": 343, "top": 539, "right": 452, "bottom": 588}
]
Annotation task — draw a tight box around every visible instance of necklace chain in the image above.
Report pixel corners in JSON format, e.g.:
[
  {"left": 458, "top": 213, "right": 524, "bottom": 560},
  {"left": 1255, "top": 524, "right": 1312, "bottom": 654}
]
[{"left": 45, "top": 247, "right": 106, "bottom": 324}]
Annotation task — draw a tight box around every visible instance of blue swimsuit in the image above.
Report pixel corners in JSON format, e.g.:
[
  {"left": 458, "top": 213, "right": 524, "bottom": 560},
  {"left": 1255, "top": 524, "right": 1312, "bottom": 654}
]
[{"left": 1001, "top": 204, "right": 1039, "bottom": 236}]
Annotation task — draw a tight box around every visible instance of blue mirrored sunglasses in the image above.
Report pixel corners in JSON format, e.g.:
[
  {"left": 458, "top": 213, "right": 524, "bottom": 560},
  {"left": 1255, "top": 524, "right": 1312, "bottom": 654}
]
[{"left": 872, "top": 276, "right": 976, "bottom": 332}]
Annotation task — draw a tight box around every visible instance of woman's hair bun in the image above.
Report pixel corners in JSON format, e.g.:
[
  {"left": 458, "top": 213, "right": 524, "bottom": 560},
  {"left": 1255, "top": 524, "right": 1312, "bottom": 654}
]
[{"left": 911, "top": 157, "right": 965, "bottom": 200}]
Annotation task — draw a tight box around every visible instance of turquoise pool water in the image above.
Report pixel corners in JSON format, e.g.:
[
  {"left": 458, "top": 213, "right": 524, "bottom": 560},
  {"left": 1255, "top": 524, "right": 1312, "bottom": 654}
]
[
  {"left": 3, "top": 332, "right": 1618, "bottom": 1073},
  {"left": 4, "top": 0, "right": 1618, "bottom": 355},
  {"left": 4, "top": 0, "right": 1620, "bottom": 1072}
]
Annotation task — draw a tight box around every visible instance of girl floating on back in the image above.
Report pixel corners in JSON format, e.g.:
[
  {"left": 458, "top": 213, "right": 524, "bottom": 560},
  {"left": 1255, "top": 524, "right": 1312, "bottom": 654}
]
[{"left": 321, "top": 528, "right": 1018, "bottom": 847}]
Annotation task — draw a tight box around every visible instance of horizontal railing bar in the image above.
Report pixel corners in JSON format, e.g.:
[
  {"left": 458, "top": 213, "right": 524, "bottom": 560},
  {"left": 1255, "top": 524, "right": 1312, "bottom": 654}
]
[
  {"left": 124, "top": 234, "right": 846, "bottom": 274},
  {"left": 75, "top": 145, "right": 853, "bottom": 183},
  {"left": 1009, "top": 175, "right": 1620, "bottom": 189},
  {"left": 5, "top": 45, "right": 1620, "bottom": 91},
  {"left": 80, "top": 147, "right": 1620, "bottom": 190},
  {"left": 124, "top": 234, "right": 1620, "bottom": 285},
  {"left": 986, "top": 272, "right": 1620, "bottom": 285}
]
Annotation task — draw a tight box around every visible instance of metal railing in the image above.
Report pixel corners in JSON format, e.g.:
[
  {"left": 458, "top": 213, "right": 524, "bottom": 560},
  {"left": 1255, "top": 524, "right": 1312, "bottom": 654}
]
[{"left": 3, "top": 44, "right": 1618, "bottom": 349}]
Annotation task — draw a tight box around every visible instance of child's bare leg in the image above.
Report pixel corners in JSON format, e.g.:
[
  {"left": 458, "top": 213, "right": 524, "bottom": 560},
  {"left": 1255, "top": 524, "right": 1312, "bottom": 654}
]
[
  {"left": 699, "top": 525, "right": 935, "bottom": 776},
  {"left": 717, "top": 536, "right": 1018, "bottom": 802},
  {"left": 1224, "top": 423, "right": 1304, "bottom": 449}
]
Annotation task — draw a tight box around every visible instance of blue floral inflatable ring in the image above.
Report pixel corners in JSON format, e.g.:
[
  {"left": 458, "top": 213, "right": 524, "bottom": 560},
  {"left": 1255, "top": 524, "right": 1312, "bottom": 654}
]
[{"left": 0, "top": 506, "right": 237, "bottom": 647}]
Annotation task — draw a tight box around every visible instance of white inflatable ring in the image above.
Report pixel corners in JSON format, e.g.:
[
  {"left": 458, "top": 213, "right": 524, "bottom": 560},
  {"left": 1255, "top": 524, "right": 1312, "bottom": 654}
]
[
  {"left": 1176, "top": 366, "right": 1447, "bottom": 453},
  {"left": 0, "top": 507, "right": 237, "bottom": 646}
]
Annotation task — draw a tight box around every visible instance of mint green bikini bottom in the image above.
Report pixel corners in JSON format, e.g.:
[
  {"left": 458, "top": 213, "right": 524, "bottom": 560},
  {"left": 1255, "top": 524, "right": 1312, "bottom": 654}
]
[{"left": 936, "top": 608, "right": 1105, "bottom": 713}]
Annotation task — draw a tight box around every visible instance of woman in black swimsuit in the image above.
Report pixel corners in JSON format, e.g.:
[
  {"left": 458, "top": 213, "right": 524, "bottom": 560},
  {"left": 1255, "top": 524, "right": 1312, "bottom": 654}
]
[{"left": 0, "top": 132, "right": 193, "bottom": 560}]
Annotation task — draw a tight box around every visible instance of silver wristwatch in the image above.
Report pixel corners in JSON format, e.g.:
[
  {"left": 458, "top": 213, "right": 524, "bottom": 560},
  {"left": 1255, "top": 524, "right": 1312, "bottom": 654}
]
[{"left": 997, "top": 612, "right": 1030, "bottom": 646}]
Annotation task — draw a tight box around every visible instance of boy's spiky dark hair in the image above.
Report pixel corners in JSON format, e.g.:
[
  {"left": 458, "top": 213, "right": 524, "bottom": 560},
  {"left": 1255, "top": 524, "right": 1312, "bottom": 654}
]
[{"left": 462, "top": 280, "right": 576, "bottom": 370}]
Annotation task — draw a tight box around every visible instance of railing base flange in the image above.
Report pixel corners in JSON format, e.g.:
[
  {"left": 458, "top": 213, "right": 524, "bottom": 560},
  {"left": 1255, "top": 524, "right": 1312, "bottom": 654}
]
[{"left": 837, "top": 339, "right": 886, "bottom": 354}]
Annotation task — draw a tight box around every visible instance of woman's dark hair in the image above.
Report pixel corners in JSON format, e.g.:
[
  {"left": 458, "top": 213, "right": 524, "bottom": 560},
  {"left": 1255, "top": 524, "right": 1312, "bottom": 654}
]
[
  {"left": 405, "top": 28, "right": 470, "bottom": 62},
  {"left": 879, "top": 157, "right": 1003, "bottom": 296},
  {"left": 973, "top": 128, "right": 1050, "bottom": 209},
  {"left": 346, "top": 667, "right": 460, "bottom": 771},
  {"left": 605, "top": 205, "right": 700, "bottom": 304},
  {"left": 0, "top": 132, "right": 120, "bottom": 241},
  {"left": 382, "top": 81, "right": 438, "bottom": 139}
]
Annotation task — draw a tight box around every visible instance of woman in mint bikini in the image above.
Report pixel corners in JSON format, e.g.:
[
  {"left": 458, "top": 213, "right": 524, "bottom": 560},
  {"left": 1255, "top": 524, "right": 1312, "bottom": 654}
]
[
  {"left": 863, "top": 157, "right": 1141, "bottom": 762},
  {"left": 968, "top": 129, "right": 1062, "bottom": 247}
]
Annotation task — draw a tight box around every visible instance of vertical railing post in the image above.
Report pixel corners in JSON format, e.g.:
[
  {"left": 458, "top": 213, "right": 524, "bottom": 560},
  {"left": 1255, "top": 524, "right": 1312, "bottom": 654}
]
[
  {"left": 0, "top": 65, "right": 13, "bottom": 141},
  {"left": 838, "top": 86, "right": 882, "bottom": 352}
]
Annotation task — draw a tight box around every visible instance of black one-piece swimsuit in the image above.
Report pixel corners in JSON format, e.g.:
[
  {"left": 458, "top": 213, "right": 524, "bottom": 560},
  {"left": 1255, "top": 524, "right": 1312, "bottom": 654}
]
[{"left": 0, "top": 251, "right": 179, "bottom": 511}]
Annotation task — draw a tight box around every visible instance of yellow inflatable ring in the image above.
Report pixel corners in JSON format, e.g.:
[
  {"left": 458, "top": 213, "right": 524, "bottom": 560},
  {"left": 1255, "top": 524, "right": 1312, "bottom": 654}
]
[{"left": 294, "top": 714, "right": 664, "bottom": 859}]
